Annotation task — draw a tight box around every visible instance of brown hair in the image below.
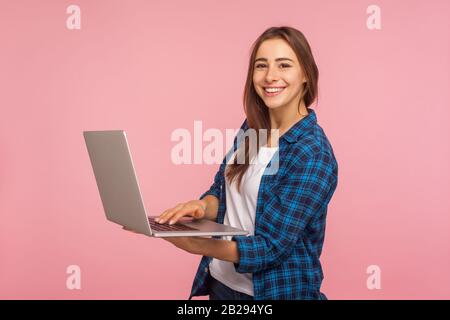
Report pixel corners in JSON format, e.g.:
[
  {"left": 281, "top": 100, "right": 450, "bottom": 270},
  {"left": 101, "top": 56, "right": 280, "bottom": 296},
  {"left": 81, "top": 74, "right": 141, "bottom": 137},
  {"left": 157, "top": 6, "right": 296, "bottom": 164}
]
[{"left": 225, "top": 26, "right": 319, "bottom": 192}]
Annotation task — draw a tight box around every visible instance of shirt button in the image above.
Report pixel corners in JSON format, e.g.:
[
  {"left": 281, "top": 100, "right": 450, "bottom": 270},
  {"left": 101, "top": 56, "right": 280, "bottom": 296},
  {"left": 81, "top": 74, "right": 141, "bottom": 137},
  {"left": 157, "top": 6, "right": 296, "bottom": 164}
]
[{"left": 204, "top": 267, "right": 208, "bottom": 273}]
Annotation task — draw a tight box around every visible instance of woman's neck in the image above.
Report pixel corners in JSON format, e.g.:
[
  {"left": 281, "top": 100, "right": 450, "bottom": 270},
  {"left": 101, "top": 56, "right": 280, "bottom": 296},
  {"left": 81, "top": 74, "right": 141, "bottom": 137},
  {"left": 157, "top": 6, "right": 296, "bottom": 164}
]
[{"left": 268, "top": 100, "right": 308, "bottom": 137}]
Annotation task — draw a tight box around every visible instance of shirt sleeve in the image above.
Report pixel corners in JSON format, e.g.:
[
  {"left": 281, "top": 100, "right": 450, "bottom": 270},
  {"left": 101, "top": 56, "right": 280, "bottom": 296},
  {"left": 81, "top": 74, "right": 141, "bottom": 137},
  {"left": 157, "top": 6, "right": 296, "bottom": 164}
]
[
  {"left": 198, "top": 164, "right": 224, "bottom": 201},
  {"left": 231, "top": 150, "right": 338, "bottom": 274}
]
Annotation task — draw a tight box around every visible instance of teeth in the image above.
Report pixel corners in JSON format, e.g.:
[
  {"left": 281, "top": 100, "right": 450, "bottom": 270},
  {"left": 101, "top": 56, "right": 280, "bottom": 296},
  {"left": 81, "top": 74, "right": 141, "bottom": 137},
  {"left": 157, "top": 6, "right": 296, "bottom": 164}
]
[{"left": 265, "top": 87, "right": 284, "bottom": 93}]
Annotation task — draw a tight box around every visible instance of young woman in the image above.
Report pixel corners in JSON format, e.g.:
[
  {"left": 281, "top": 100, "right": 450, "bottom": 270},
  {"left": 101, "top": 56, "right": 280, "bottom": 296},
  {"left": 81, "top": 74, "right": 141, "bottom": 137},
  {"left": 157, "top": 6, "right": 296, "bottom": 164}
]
[{"left": 133, "top": 26, "right": 338, "bottom": 300}]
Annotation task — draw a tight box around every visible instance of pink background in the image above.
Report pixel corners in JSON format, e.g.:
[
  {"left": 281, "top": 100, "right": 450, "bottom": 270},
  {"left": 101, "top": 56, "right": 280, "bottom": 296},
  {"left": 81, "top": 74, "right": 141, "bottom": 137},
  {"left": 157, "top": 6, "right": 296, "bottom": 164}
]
[{"left": 1, "top": 0, "right": 449, "bottom": 299}]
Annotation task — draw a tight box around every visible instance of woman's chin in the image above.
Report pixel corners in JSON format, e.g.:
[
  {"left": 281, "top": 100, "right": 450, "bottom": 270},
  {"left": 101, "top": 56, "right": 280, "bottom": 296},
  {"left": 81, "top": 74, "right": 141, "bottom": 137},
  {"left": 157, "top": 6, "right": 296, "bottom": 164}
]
[{"left": 264, "top": 102, "right": 285, "bottom": 110}]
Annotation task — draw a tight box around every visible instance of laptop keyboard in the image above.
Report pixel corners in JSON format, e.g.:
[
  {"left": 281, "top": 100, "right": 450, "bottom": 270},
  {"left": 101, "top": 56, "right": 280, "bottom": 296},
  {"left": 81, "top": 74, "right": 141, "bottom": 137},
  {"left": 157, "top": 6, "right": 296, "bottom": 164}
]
[{"left": 148, "top": 217, "right": 197, "bottom": 232}]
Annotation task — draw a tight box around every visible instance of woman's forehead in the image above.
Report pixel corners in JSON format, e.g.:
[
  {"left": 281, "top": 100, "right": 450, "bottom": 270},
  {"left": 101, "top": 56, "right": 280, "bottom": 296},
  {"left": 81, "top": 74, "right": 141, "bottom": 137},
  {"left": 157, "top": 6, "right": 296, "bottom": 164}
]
[{"left": 255, "top": 39, "right": 297, "bottom": 61}]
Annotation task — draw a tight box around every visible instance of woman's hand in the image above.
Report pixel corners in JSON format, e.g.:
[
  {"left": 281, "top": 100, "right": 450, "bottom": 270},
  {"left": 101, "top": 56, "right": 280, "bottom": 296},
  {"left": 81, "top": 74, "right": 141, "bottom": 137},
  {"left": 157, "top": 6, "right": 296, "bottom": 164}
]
[
  {"left": 122, "top": 227, "right": 196, "bottom": 253},
  {"left": 156, "top": 200, "right": 207, "bottom": 225},
  {"left": 121, "top": 227, "right": 237, "bottom": 262},
  {"left": 121, "top": 199, "right": 207, "bottom": 235},
  {"left": 122, "top": 199, "right": 209, "bottom": 254},
  {"left": 161, "top": 236, "right": 195, "bottom": 253}
]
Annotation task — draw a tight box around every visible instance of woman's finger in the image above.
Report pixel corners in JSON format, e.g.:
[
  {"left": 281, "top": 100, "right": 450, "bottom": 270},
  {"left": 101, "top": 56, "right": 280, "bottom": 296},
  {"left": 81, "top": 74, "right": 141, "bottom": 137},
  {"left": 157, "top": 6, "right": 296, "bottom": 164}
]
[
  {"left": 157, "top": 208, "right": 178, "bottom": 223},
  {"left": 155, "top": 209, "right": 170, "bottom": 222},
  {"left": 192, "top": 207, "right": 205, "bottom": 219},
  {"left": 159, "top": 207, "right": 187, "bottom": 224},
  {"left": 166, "top": 207, "right": 198, "bottom": 225},
  {"left": 156, "top": 204, "right": 183, "bottom": 223}
]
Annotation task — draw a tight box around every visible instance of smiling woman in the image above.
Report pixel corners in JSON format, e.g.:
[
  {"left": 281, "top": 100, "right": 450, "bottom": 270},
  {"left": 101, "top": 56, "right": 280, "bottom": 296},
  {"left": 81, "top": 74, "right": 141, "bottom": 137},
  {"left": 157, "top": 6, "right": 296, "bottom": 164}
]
[
  {"left": 141, "top": 26, "right": 338, "bottom": 301},
  {"left": 185, "top": 26, "right": 338, "bottom": 300},
  {"left": 225, "top": 28, "right": 320, "bottom": 191},
  {"left": 255, "top": 57, "right": 299, "bottom": 96}
]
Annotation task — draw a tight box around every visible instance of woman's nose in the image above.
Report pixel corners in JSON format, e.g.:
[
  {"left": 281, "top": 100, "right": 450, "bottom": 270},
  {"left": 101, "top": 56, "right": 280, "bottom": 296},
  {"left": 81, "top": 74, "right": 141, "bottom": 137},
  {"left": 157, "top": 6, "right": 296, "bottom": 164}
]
[{"left": 265, "top": 66, "right": 280, "bottom": 82}]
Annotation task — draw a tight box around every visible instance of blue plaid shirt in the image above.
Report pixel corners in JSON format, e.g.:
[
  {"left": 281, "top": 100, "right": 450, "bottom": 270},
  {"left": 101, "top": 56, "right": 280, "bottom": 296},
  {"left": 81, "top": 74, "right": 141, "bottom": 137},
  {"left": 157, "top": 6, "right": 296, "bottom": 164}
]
[{"left": 188, "top": 108, "right": 338, "bottom": 300}]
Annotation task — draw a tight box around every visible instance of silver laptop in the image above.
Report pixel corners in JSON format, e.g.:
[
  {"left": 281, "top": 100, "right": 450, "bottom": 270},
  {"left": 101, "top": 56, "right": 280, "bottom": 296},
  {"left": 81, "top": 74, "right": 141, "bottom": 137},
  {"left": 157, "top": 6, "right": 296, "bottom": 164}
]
[{"left": 83, "top": 130, "right": 249, "bottom": 238}]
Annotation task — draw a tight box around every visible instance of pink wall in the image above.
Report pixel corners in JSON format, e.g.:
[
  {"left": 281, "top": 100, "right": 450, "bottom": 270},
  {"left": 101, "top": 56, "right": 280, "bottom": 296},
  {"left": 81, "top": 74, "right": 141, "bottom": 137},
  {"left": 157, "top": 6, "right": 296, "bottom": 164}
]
[{"left": 0, "top": 0, "right": 449, "bottom": 299}]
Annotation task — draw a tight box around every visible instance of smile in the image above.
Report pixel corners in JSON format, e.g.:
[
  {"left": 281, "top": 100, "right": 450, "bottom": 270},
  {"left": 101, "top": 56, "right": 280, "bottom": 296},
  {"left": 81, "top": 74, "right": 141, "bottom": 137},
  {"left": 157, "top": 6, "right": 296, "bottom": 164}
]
[{"left": 263, "top": 87, "right": 286, "bottom": 97}]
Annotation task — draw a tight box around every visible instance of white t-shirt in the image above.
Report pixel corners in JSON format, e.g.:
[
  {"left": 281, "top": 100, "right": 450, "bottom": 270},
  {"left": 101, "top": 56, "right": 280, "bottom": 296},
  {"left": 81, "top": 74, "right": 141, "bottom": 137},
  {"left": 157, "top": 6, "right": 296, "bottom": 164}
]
[{"left": 209, "top": 145, "right": 279, "bottom": 296}]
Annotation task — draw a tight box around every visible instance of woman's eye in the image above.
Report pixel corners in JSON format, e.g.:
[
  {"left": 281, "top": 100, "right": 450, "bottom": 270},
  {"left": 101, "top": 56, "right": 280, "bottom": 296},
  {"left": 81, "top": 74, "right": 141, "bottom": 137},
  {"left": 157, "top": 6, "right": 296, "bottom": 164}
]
[{"left": 255, "top": 63, "right": 291, "bottom": 69}]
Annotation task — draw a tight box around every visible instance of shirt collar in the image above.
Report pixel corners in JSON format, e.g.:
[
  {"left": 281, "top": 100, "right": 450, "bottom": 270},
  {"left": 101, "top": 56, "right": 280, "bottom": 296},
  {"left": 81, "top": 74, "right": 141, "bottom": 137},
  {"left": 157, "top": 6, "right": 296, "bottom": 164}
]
[
  {"left": 280, "top": 107, "right": 317, "bottom": 144},
  {"left": 240, "top": 107, "right": 317, "bottom": 145}
]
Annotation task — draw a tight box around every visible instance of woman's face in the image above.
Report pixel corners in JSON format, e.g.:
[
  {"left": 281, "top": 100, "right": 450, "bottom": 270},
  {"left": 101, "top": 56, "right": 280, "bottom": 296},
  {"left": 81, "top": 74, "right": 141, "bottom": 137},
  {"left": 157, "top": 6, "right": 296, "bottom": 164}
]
[{"left": 253, "top": 38, "right": 307, "bottom": 111}]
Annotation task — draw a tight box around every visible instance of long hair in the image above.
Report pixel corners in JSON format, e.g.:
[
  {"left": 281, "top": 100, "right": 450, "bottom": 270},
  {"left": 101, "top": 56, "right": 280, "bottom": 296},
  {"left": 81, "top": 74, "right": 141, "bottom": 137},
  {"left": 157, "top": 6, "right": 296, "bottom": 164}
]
[{"left": 225, "top": 26, "right": 319, "bottom": 192}]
